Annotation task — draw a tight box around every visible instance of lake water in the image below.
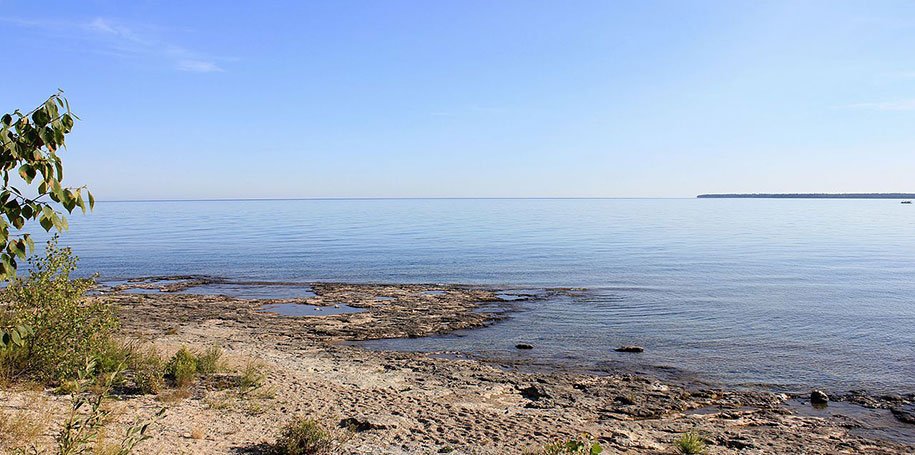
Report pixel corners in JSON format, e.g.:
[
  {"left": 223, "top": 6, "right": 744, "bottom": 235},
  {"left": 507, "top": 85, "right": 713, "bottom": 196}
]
[{"left": 41, "top": 198, "right": 915, "bottom": 394}]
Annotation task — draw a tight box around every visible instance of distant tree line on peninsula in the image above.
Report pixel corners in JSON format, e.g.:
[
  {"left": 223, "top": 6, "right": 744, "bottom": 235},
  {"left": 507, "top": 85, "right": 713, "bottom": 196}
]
[{"left": 697, "top": 193, "right": 915, "bottom": 199}]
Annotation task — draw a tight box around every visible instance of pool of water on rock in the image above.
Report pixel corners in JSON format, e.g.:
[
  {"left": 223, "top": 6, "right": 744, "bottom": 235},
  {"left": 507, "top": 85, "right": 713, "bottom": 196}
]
[{"left": 258, "top": 302, "right": 365, "bottom": 317}]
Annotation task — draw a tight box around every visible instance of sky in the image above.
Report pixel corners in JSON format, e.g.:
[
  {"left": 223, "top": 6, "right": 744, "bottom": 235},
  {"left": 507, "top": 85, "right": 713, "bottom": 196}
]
[{"left": 1, "top": 0, "right": 914, "bottom": 199}]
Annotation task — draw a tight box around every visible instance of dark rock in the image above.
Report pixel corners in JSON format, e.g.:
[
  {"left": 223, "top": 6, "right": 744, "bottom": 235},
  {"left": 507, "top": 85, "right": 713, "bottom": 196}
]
[
  {"left": 890, "top": 404, "right": 915, "bottom": 424},
  {"left": 515, "top": 343, "right": 534, "bottom": 350},
  {"left": 339, "top": 416, "right": 388, "bottom": 432},
  {"left": 810, "top": 390, "right": 829, "bottom": 405},
  {"left": 519, "top": 384, "right": 550, "bottom": 401},
  {"left": 615, "top": 345, "right": 644, "bottom": 353}
]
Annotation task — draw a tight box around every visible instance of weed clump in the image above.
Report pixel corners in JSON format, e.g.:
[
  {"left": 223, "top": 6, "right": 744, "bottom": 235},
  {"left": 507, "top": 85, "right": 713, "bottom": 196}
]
[
  {"left": 196, "top": 346, "right": 224, "bottom": 376},
  {"left": 166, "top": 346, "right": 199, "bottom": 388},
  {"left": 129, "top": 345, "right": 165, "bottom": 394},
  {"left": 270, "top": 417, "right": 351, "bottom": 455},
  {"left": 526, "top": 434, "right": 603, "bottom": 455},
  {"left": 674, "top": 431, "right": 707, "bottom": 455}
]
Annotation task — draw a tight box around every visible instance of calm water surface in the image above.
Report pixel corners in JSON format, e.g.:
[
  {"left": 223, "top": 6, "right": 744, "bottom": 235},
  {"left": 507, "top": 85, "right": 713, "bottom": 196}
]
[{"left": 46, "top": 199, "right": 915, "bottom": 393}]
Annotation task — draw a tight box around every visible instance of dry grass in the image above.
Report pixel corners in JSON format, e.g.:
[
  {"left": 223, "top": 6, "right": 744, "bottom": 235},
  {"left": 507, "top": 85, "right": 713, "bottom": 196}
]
[
  {"left": 157, "top": 388, "right": 193, "bottom": 403},
  {"left": 0, "top": 398, "right": 50, "bottom": 452}
]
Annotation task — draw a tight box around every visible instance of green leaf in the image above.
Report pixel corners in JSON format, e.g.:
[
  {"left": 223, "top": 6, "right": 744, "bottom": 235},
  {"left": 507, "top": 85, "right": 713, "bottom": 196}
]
[
  {"left": 40, "top": 216, "right": 53, "bottom": 232},
  {"left": 18, "top": 164, "right": 36, "bottom": 183}
]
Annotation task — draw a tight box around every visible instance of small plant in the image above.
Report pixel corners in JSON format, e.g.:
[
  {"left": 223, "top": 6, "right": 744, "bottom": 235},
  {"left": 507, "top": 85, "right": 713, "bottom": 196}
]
[
  {"left": 528, "top": 434, "right": 603, "bottom": 455},
  {"left": 196, "top": 346, "right": 224, "bottom": 376},
  {"left": 238, "top": 359, "right": 267, "bottom": 395},
  {"left": 129, "top": 345, "right": 165, "bottom": 394},
  {"left": 674, "top": 431, "right": 707, "bottom": 455},
  {"left": 166, "top": 347, "right": 198, "bottom": 388},
  {"left": 56, "top": 359, "right": 114, "bottom": 455},
  {"left": 56, "top": 358, "right": 164, "bottom": 455},
  {"left": 270, "top": 417, "right": 351, "bottom": 455}
]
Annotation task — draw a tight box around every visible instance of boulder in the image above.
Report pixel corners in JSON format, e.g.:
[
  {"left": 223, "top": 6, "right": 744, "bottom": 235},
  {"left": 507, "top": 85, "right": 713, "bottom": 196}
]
[
  {"left": 810, "top": 390, "right": 829, "bottom": 405},
  {"left": 515, "top": 343, "right": 534, "bottom": 350},
  {"left": 615, "top": 345, "right": 644, "bottom": 353},
  {"left": 518, "top": 384, "right": 550, "bottom": 401}
]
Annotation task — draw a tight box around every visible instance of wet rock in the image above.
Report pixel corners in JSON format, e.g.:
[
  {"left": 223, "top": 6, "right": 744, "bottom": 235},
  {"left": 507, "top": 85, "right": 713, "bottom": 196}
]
[
  {"left": 515, "top": 343, "right": 534, "bottom": 350},
  {"left": 339, "top": 416, "right": 388, "bottom": 432},
  {"left": 615, "top": 345, "right": 644, "bottom": 353},
  {"left": 810, "top": 390, "right": 829, "bottom": 405},
  {"left": 890, "top": 404, "right": 915, "bottom": 424}
]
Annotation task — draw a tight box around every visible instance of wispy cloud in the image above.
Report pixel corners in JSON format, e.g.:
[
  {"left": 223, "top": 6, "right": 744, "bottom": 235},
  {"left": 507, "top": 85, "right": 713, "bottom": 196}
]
[
  {"left": 846, "top": 99, "right": 915, "bottom": 111},
  {"left": 1, "top": 16, "right": 226, "bottom": 73},
  {"left": 176, "top": 59, "right": 224, "bottom": 73}
]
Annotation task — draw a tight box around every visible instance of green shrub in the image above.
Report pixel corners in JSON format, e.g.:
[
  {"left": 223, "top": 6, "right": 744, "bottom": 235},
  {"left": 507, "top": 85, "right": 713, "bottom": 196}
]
[
  {"left": 0, "top": 238, "right": 116, "bottom": 383},
  {"left": 196, "top": 346, "right": 224, "bottom": 376},
  {"left": 165, "top": 347, "right": 198, "bottom": 388},
  {"left": 93, "top": 338, "right": 135, "bottom": 380},
  {"left": 528, "top": 435, "right": 603, "bottom": 455},
  {"left": 270, "top": 417, "right": 349, "bottom": 455},
  {"left": 129, "top": 345, "right": 165, "bottom": 394},
  {"left": 674, "top": 431, "right": 707, "bottom": 455},
  {"left": 238, "top": 359, "right": 267, "bottom": 395}
]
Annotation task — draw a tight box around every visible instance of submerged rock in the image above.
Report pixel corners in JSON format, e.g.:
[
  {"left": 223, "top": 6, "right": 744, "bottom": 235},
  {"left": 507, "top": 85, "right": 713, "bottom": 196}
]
[
  {"left": 515, "top": 343, "right": 534, "bottom": 350},
  {"left": 810, "top": 390, "right": 829, "bottom": 405},
  {"left": 891, "top": 404, "right": 915, "bottom": 424},
  {"left": 615, "top": 345, "right": 644, "bottom": 353}
]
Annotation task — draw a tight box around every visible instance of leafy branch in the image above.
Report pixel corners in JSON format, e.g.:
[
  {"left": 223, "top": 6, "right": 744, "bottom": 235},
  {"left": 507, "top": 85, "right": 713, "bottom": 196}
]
[{"left": 0, "top": 91, "right": 93, "bottom": 278}]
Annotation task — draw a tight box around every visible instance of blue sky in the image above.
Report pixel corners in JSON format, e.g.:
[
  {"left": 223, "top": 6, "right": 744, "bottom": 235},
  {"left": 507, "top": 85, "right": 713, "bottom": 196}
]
[{"left": 2, "top": 0, "right": 914, "bottom": 199}]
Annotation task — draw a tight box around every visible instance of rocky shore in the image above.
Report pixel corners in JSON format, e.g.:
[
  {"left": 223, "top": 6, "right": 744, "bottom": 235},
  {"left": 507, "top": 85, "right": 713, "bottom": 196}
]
[{"left": 4, "top": 278, "right": 913, "bottom": 454}]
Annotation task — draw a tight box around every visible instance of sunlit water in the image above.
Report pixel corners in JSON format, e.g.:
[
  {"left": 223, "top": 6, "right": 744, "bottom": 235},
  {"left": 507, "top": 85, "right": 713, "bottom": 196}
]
[{"left": 39, "top": 199, "right": 915, "bottom": 393}]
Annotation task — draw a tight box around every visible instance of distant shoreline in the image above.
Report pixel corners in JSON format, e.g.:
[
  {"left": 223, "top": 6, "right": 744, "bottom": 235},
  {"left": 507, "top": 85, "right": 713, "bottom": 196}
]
[{"left": 697, "top": 193, "right": 915, "bottom": 199}]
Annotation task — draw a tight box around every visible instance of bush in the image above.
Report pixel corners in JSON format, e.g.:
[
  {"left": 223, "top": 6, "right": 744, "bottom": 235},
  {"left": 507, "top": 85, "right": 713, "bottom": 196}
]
[
  {"left": 527, "top": 435, "right": 603, "bottom": 455},
  {"left": 674, "top": 431, "right": 707, "bottom": 455},
  {"left": 270, "top": 417, "right": 350, "bottom": 455},
  {"left": 196, "top": 346, "right": 224, "bottom": 376},
  {"left": 0, "top": 238, "right": 116, "bottom": 383},
  {"left": 129, "top": 345, "right": 165, "bottom": 394},
  {"left": 166, "top": 347, "right": 198, "bottom": 388},
  {"left": 239, "top": 359, "right": 267, "bottom": 395}
]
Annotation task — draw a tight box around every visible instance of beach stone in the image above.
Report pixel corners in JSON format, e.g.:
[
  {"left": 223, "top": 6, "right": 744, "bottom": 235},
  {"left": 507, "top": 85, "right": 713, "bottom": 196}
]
[
  {"left": 615, "top": 345, "right": 644, "bottom": 353},
  {"left": 515, "top": 343, "right": 534, "bottom": 350},
  {"left": 890, "top": 404, "right": 915, "bottom": 424},
  {"left": 518, "top": 384, "right": 550, "bottom": 401},
  {"left": 339, "top": 416, "right": 388, "bottom": 432},
  {"left": 810, "top": 390, "right": 829, "bottom": 405}
]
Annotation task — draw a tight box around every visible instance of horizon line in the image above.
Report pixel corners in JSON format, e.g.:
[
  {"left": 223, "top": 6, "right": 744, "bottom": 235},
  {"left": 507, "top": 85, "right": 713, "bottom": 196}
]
[{"left": 95, "top": 196, "right": 697, "bottom": 203}]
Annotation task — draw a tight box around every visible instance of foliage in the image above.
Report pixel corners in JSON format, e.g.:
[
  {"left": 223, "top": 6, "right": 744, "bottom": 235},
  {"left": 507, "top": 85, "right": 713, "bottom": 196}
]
[
  {"left": 535, "top": 434, "right": 603, "bottom": 455},
  {"left": 0, "top": 91, "right": 93, "bottom": 278},
  {"left": 0, "top": 238, "right": 115, "bottom": 382},
  {"left": 128, "top": 345, "right": 165, "bottom": 394},
  {"left": 238, "top": 359, "right": 267, "bottom": 395},
  {"left": 674, "top": 431, "right": 707, "bottom": 455},
  {"left": 196, "top": 346, "right": 224, "bottom": 376},
  {"left": 165, "top": 346, "right": 198, "bottom": 388},
  {"left": 270, "top": 417, "right": 351, "bottom": 455},
  {"left": 56, "top": 359, "right": 164, "bottom": 455},
  {"left": 0, "top": 324, "right": 32, "bottom": 351}
]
